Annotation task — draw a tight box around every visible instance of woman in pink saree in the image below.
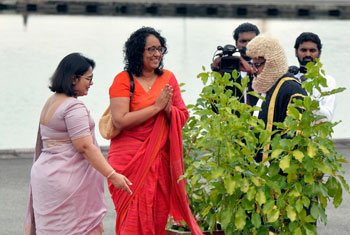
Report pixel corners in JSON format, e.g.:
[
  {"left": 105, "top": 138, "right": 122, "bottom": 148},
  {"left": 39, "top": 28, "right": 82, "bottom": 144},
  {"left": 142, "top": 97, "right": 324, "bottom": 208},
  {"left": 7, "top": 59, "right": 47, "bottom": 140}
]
[
  {"left": 108, "top": 27, "right": 203, "bottom": 235},
  {"left": 24, "top": 53, "right": 132, "bottom": 235}
]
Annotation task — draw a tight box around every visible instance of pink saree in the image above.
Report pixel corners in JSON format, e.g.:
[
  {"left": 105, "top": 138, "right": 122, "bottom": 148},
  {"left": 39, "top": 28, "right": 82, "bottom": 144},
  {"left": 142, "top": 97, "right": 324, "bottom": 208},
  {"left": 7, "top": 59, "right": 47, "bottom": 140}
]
[{"left": 24, "top": 98, "right": 107, "bottom": 235}]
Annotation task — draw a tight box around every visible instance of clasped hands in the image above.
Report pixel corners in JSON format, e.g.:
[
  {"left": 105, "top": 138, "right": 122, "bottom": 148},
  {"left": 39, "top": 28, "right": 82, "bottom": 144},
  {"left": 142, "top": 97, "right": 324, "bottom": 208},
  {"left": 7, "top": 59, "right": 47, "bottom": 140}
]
[{"left": 155, "top": 84, "right": 173, "bottom": 119}]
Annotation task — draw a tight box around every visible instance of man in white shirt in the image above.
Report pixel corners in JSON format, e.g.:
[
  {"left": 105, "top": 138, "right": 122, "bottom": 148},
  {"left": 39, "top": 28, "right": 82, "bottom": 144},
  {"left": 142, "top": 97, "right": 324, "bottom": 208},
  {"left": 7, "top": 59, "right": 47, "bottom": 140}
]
[{"left": 293, "top": 32, "right": 336, "bottom": 122}]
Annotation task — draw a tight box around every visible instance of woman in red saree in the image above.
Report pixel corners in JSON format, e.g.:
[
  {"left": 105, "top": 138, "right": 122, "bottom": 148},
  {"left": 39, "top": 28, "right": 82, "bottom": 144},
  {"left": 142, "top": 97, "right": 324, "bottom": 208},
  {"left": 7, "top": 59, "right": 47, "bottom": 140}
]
[{"left": 108, "top": 27, "right": 203, "bottom": 235}]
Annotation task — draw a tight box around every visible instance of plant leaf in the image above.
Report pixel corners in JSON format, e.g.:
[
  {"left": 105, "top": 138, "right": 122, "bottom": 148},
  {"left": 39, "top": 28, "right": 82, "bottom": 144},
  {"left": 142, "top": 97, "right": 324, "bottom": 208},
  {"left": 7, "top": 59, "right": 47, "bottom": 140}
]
[
  {"left": 202, "top": 205, "right": 212, "bottom": 217},
  {"left": 252, "top": 212, "right": 261, "bottom": 228},
  {"left": 287, "top": 205, "right": 297, "bottom": 222},
  {"left": 272, "top": 149, "right": 284, "bottom": 159},
  {"left": 293, "top": 150, "right": 304, "bottom": 163},
  {"left": 234, "top": 206, "right": 246, "bottom": 231},
  {"left": 288, "top": 106, "right": 300, "bottom": 120},
  {"left": 295, "top": 198, "right": 303, "bottom": 213},
  {"left": 338, "top": 175, "right": 350, "bottom": 192},
  {"left": 267, "top": 208, "right": 279, "bottom": 223},
  {"left": 293, "top": 227, "right": 302, "bottom": 235},
  {"left": 251, "top": 176, "right": 263, "bottom": 187},
  {"left": 211, "top": 167, "right": 224, "bottom": 179},
  {"left": 224, "top": 175, "right": 236, "bottom": 195},
  {"left": 310, "top": 204, "right": 319, "bottom": 219},
  {"left": 302, "top": 196, "right": 310, "bottom": 208},
  {"left": 256, "top": 190, "right": 266, "bottom": 206},
  {"left": 334, "top": 186, "right": 343, "bottom": 208},
  {"left": 304, "top": 174, "right": 314, "bottom": 184},
  {"left": 304, "top": 223, "right": 317, "bottom": 235},
  {"left": 279, "top": 156, "right": 290, "bottom": 171},
  {"left": 221, "top": 208, "right": 232, "bottom": 230},
  {"left": 240, "top": 177, "right": 250, "bottom": 193},
  {"left": 247, "top": 186, "right": 256, "bottom": 201},
  {"left": 307, "top": 143, "right": 317, "bottom": 158},
  {"left": 325, "top": 176, "right": 338, "bottom": 197}
]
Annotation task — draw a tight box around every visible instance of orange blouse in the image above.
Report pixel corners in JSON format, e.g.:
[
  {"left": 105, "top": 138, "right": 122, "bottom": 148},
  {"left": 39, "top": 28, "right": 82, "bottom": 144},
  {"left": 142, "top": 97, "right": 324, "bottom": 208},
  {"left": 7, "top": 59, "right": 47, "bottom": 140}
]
[{"left": 109, "top": 70, "right": 172, "bottom": 112}]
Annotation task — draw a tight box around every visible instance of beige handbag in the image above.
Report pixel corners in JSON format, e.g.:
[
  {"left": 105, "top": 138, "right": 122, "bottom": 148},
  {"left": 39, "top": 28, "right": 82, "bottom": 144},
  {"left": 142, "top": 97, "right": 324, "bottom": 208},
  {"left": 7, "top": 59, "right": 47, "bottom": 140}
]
[
  {"left": 98, "top": 71, "right": 134, "bottom": 140},
  {"left": 98, "top": 105, "right": 120, "bottom": 140}
]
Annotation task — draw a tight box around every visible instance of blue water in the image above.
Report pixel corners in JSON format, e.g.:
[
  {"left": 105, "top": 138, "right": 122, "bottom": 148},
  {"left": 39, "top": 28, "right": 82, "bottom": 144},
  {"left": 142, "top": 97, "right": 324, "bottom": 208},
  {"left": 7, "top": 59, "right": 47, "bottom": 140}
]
[{"left": 0, "top": 15, "right": 349, "bottom": 149}]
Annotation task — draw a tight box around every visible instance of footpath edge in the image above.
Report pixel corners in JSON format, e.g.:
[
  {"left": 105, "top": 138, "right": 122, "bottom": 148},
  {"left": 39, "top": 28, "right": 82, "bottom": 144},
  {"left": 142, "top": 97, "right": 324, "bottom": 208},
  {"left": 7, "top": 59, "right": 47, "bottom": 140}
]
[{"left": 1, "top": 139, "right": 349, "bottom": 159}]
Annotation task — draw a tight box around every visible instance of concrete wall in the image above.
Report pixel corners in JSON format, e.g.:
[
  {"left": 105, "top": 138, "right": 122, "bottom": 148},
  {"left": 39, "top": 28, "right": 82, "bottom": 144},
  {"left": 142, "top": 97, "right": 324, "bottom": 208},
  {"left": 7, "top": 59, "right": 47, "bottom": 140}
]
[{"left": 0, "top": 0, "right": 349, "bottom": 19}]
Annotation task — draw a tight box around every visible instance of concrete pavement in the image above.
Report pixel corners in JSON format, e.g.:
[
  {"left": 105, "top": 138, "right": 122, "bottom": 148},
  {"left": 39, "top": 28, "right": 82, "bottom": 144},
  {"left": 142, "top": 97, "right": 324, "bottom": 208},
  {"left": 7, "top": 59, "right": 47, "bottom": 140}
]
[
  {"left": 0, "top": 143, "right": 349, "bottom": 235},
  {"left": 0, "top": 154, "right": 117, "bottom": 235}
]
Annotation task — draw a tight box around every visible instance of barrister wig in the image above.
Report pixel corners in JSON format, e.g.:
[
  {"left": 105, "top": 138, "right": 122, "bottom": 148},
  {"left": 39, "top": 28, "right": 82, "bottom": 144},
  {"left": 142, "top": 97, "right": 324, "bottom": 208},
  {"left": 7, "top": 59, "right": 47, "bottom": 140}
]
[{"left": 246, "top": 35, "right": 288, "bottom": 93}]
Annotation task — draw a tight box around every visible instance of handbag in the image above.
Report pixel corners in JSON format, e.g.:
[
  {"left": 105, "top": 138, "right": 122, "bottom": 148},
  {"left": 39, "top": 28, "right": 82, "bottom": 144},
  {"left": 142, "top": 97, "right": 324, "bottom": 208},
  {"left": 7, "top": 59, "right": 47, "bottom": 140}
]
[{"left": 98, "top": 71, "right": 134, "bottom": 140}]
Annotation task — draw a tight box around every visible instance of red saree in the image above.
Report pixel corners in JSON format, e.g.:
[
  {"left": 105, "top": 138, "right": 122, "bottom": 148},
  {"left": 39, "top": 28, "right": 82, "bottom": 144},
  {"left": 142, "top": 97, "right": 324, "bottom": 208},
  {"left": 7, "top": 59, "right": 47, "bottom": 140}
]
[{"left": 108, "top": 70, "right": 203, "bottom": 235}]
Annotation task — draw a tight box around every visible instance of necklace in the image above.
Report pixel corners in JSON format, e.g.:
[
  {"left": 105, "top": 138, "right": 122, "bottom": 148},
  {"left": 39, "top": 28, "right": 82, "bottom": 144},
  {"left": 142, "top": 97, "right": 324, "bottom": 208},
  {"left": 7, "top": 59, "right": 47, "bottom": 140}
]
[
  {"left": 139, "top": 80, "right": 152, "bottom": 90},
  {"left": 139, "top": 75, "right": 156, "bottom": 91}
]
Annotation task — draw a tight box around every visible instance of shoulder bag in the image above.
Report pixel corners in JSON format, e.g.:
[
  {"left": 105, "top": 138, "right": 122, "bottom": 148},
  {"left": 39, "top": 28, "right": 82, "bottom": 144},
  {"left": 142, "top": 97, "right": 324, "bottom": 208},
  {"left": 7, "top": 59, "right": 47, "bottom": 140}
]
[{"left": 98, "top": 71, "right": 134, "bottom": 140}]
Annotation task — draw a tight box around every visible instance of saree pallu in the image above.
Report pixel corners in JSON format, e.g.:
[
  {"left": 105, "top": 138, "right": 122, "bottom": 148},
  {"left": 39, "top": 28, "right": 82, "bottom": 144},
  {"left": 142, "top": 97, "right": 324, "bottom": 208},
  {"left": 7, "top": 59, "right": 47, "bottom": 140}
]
[{"left": 108, "top": 71, "right": 203, "bottom": 235}]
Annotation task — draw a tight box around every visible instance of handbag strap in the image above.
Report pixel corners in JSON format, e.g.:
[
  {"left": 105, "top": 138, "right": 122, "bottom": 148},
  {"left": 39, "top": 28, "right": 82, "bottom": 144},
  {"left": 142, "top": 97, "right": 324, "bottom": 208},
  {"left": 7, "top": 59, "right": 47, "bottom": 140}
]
[{"left": 127, "top": 71, "right": 134, "bottom": 100}]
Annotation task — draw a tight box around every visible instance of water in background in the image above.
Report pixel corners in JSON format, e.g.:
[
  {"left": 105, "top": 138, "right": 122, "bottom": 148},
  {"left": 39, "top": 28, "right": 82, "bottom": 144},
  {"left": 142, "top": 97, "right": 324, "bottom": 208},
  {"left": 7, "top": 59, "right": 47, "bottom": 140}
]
[{"left": 0, "top": 15, "right": 349, "bottom": 149}]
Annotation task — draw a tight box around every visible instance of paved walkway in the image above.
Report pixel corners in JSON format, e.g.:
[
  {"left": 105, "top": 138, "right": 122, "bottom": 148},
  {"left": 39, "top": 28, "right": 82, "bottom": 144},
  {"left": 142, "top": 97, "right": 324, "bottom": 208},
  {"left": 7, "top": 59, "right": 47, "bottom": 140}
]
[{"left": 0, "top": 144, "right": 349, "bottom": 234}]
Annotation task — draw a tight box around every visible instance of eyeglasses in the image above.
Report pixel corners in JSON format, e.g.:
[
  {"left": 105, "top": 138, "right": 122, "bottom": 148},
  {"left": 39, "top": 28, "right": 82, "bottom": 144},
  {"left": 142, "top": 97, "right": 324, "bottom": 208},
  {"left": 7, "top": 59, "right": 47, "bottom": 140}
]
[
  {"left": 146, "top": 46, "right": 167, "bottom": 55},
  {"left": 78, "top": 74, "right": 93, "bottom": 85},
  {"left": 252, "top": 60, "right": 266, "bottom": 70}
]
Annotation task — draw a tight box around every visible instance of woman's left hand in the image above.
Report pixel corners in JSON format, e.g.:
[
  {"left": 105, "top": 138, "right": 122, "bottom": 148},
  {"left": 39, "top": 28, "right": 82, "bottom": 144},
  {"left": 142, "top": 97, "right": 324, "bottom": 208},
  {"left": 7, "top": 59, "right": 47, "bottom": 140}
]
[
  {"left": 110, "top": 172, "right": 133, "bottom": 195},
  {"left": 165, "top": 98, "right": 172, "bottom": 120}
]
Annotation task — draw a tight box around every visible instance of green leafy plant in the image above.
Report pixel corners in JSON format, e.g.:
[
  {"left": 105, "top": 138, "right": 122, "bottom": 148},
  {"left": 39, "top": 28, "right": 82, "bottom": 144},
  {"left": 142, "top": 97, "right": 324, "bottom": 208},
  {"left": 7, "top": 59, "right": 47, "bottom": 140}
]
[{"left": 181, "top": 63, "right": 348, "bottom": 235}]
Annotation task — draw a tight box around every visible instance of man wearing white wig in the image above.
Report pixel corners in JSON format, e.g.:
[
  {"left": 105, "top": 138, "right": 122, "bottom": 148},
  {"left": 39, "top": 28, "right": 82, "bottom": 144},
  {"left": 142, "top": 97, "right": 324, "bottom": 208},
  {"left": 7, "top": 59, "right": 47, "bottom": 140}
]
[{"left": 246, "top": 35, "right": 307, "bottom": 162}]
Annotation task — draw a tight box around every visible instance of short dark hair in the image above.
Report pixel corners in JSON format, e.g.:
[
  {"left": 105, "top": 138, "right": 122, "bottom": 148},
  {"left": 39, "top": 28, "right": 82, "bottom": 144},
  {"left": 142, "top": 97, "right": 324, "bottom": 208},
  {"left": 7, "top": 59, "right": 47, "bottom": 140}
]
[
  {"left": 124, "top": 27, "right": 167, "bottom": 77},
  {"left": 294, "top": 32, "right": 322, "bottom": 50},
  {"left": 49, "top": 53, "right": 95, "bottom": 97},
  {"left": 233, "top": 22, "right": 260, "bottom": 41}
]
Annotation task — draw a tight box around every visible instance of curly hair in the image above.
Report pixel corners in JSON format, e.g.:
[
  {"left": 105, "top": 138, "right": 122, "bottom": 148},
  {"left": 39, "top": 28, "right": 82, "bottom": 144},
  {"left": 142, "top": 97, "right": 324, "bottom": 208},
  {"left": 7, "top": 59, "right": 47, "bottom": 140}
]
[
  {"left": 246, "top": 35, "right": 288, "bottom": 93},
  {"left": 124, "top": 27, "right": 167, "bottom": 77}
]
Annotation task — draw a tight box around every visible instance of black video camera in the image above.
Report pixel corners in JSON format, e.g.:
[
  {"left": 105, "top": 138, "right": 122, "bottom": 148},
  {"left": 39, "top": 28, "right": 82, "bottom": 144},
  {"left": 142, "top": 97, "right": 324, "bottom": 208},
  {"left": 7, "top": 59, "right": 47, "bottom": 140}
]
[{"left": 212, "top": 44, "right": 247, "bottom": 74}]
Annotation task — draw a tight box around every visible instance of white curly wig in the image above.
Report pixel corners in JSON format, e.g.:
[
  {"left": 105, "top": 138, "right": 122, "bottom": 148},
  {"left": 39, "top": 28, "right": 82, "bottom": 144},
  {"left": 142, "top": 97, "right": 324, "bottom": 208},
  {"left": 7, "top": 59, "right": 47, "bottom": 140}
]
[{"left": 246, "top": 35, "right": 288, "bottom": 93}]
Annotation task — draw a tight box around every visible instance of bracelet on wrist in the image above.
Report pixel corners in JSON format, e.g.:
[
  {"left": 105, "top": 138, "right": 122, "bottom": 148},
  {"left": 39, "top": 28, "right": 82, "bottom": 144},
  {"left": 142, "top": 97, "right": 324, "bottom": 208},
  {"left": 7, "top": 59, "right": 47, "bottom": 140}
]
[{"left": 106, "top": 170, "right": 116, "bottom": 179}]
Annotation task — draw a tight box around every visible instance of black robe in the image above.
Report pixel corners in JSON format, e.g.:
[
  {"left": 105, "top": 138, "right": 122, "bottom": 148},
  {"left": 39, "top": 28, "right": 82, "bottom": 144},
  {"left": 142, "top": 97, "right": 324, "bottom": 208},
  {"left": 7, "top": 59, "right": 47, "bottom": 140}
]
[
  {"left": 226, "top": 73, "right": 259, "bottom": 106},
  {"left": 256, "top": 73, "right": 307, "bottom": 162}
]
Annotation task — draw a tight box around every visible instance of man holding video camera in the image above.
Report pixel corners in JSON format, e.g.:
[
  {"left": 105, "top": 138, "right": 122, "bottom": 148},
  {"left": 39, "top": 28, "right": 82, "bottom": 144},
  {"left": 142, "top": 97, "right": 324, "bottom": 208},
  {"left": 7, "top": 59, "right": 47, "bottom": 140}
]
[{"left": 211, "top": 22, "right": 260, "bottom": 106}]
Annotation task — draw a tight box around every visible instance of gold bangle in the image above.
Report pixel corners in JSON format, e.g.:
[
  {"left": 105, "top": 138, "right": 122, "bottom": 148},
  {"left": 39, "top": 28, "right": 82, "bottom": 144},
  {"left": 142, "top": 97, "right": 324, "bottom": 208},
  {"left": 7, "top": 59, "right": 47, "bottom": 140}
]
[{"left": 106, "top": 170, "right": 116, "bottom": 179}]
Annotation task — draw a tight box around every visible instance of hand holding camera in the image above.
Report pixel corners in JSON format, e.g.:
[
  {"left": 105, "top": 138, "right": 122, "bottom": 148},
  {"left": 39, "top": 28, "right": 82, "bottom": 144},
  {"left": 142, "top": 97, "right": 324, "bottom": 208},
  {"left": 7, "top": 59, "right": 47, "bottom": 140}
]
[{"left": 211, "top": 44, "right": 253, "bottom": 75}]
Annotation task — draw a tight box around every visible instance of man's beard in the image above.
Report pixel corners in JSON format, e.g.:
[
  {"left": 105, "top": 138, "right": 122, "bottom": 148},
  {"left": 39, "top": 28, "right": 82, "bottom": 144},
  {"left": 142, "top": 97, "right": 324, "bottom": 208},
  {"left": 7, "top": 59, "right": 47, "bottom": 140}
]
[{"left": 298, "top": 56, "right": 315, "bottom": 73}]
